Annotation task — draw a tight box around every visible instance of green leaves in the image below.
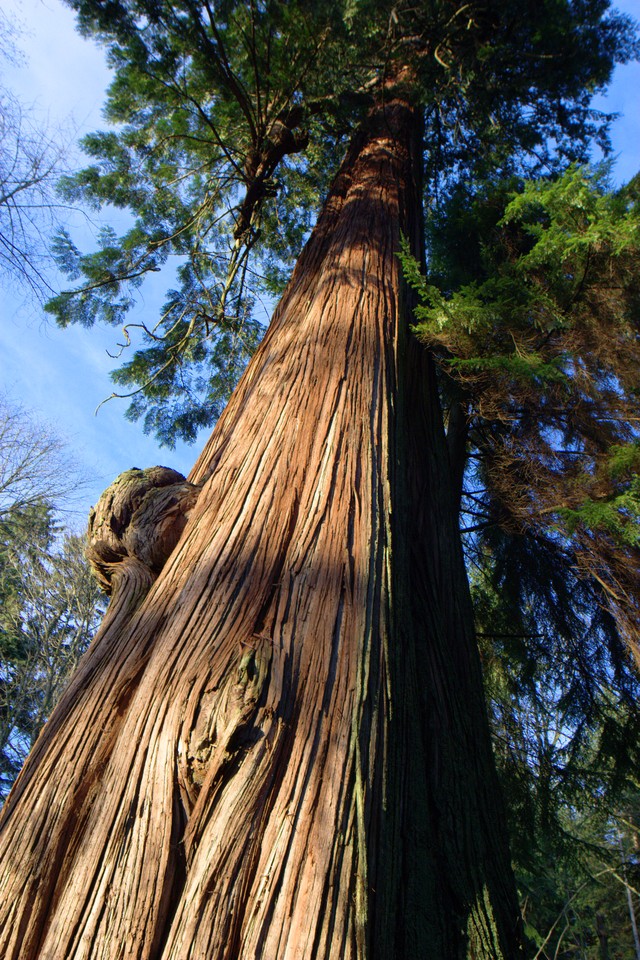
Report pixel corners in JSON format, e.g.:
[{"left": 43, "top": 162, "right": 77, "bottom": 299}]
[
  {"left": 0, "top": 397, "right": 105, "bottom": 798},
  {"left": 405, "top": 168, "right": 640, "bottom": 930},
  {"left": 47, "top": 0, "right": 366, "bottom": 444},
  {"left": 407, "top": 164, "right": 640, "bottom": 434},
  {"left": 0, "top": 514, "right": 104, "bottom": 800},
  {"left": 48, "top": 0, "right": 637, "bottom": 444},
  {"left": 404, "top": 164, "right": 640, "bottom": 655}
]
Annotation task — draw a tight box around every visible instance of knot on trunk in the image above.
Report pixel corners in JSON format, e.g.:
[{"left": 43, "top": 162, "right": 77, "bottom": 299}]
[{"left": 87, "top": 466, "right": 200, "bottom": 594}]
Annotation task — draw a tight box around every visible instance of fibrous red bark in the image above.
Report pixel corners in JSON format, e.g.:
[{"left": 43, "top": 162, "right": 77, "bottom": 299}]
[{"left": 0, "top": 98, "right": 522, "bottom": 959}]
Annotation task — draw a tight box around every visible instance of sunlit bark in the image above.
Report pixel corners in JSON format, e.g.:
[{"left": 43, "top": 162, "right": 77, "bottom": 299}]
[{"left": 0, "top": 97, "right": 523, "bottom": 959}]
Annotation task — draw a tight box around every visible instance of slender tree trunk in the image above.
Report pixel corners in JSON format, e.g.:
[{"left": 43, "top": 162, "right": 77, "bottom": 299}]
[
  {"left": 596, "top": 912, "right": 610, "bottom": 960},
  {"left": 0, "top": 97, "right": 523, "bottom": 959}
]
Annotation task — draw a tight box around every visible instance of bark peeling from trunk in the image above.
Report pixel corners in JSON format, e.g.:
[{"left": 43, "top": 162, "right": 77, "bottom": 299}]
[{"left": 0, "top": 99, "right": 523, "bottom": 959}]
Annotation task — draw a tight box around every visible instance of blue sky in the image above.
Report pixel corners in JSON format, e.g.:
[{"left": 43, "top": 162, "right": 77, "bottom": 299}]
[{"left": 1, "top": 0, "right": 639, "bottom": 523}]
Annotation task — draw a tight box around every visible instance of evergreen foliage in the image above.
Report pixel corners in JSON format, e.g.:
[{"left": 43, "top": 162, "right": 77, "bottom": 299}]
[
  {"left": 0, "top": 506, "right": 105, "bottom": 801},
  {"left": 47, "top": 0, "right": 638, "bottom": 445},
  {"left": 0, "top": 400, "right": 105, "bottom": 801},
  {"left": 401, "top": 162, "right": 640, "bottom": 957},
  {"left": 402, "top": 165, "right": 640, "bottom": 651}
]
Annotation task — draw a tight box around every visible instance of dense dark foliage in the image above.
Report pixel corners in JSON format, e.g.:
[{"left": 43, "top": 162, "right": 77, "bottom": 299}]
[{"left": 401, "top": 162, "right": 640, "bottom": 958}]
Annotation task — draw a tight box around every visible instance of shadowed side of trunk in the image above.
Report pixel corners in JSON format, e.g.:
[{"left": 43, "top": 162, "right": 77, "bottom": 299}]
[{"left": 0, "top": 97, "right": 522, "bottom": 959}]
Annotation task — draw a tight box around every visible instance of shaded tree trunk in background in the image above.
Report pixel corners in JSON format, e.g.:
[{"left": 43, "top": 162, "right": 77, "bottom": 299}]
[
  {"left": 0, "top": 98, "right": 523, "bottom": 959},
  {"left": 596, "top": 913, "right": 610, "bottom": 960}
]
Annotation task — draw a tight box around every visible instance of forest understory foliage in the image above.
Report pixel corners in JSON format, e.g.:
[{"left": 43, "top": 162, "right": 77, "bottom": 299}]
[
  {"left": 400, "top": 163, "right": 640, "bottom": 957},
  {"left": 0, "top": 1, "right": 640, "bottom": 958},
  {"left": 0, "top": 397, "right": 105, "bottom": 801}
]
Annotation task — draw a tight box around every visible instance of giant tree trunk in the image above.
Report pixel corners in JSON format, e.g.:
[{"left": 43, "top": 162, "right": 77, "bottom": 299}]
[{"left": 0, "top": 98, "right": 523, "bottom": 959}]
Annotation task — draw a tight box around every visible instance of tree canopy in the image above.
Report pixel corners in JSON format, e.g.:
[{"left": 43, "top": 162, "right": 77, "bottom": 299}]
[
  {"left": 402, "top": 165, "right": 640, "bottom": 651},
  {"left": 47, "top": 0, "right": 638, "bottom": 445}
]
